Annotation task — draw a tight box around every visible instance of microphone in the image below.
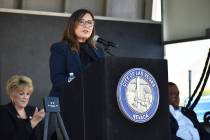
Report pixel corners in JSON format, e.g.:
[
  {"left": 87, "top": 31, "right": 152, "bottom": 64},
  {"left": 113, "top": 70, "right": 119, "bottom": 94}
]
[{"left": 93, "top": 35, "right": 119, "bottom": 48}]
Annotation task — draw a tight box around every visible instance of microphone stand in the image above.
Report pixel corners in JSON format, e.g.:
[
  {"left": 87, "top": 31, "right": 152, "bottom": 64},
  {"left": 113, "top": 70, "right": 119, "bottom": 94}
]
[{"left": 103, "top": 45, "right": 115, "bottom": 56}]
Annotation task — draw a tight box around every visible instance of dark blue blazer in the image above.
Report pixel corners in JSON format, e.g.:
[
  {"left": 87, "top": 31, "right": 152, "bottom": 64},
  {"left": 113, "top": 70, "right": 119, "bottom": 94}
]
[{"left": 49, "top": 41, "right": 104, "bottom": 97}]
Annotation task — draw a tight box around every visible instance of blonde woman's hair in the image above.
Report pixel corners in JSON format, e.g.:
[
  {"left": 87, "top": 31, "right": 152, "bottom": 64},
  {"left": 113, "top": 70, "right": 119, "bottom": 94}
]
[{"left": 6, "top": 75, "right": 34, "bottom": 96}]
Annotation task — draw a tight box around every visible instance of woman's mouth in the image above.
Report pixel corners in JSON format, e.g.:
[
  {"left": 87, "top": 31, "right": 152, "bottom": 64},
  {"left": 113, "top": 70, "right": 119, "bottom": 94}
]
[{"left": 82, "top": 30, "right": 89, "bottom": 34}]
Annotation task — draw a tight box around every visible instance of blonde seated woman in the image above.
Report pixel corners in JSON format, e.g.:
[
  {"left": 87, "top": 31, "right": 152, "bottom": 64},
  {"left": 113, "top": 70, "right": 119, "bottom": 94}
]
[{"left": 0, "top": 75, "right": 45, "bottom": 140}]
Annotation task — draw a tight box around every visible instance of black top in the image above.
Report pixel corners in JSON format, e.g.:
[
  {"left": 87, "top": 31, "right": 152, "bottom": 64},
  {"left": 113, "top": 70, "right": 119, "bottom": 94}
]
[
  {"left": 49, "top": 41, "right": 104, "bottom": 97},
  {"left": 0, "top": 102, "right": 43, "bottom": 140},
  {"left": 79, "top": 42, "right": 99, "bottom": 69}
]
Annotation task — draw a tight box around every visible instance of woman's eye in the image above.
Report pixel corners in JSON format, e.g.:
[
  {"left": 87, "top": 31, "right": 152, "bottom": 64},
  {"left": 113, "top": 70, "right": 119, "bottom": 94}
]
[
  {"left": 18, "top": 92, "right": 30, "bottom": 96},
  {"left": 19, "top": 93, "right": 24, "bottom": 95}
]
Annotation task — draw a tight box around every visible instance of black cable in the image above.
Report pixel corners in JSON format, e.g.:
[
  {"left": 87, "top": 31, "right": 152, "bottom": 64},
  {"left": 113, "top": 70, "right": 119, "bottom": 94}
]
[
  {"left": 189, "top": 62, "right": 210, "bottom": 110},
  {"left": 186, "top": 49, "right": 210, "bottom": 108}
]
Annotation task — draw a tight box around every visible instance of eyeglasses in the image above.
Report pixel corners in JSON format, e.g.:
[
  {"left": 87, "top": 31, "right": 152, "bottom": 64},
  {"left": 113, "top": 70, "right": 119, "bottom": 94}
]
[{"left": 78, "top": 19, "right": 95, "bottom": 28}]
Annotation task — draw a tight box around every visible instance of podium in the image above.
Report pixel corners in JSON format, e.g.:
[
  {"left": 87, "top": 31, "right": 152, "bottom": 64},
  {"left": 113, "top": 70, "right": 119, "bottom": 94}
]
[{"left": 62, "top": 57, "right": 170, "bottom": 140}]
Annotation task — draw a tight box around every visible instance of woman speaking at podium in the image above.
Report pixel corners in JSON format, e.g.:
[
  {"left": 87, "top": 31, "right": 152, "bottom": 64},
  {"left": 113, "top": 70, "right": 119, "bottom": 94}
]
[{"left": 49, "top": 8, "right": 104, "bottom": 99}]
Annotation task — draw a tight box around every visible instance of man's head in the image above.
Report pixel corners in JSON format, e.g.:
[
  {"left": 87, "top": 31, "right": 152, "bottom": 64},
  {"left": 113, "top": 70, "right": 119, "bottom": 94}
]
[{"left": 168, "top": 82, "right": 180, "bottom": 107}]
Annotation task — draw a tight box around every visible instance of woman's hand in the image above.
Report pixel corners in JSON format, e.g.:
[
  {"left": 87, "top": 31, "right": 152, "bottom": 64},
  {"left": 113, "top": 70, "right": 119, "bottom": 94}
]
[{"left": 30, "top": 108, "right": 45, "bottom": 128}]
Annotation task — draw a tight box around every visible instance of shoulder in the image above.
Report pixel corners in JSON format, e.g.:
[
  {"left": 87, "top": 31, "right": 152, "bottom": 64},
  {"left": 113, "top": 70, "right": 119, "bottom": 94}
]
[
  {"left": 95, "top": 46, "right": 103, "bottom": 52},
  {"left": 181, "top": 107, "right": 196, "bottom": 115},
  {"left": 50, "top": 41, "right": 71, "bottom": 53},
  {"left": 0, "top": 104, "right": 7, "bottom": 113},
  {"left": 0, "top": 104, "right": 13, "bottom": 119},
  {"left": 181, "top": 107, "right": 198, "bottom": 122},
  {"left": 0, "top": 103, "right": 13, "bottom": 112},
  {"left": 95, "top": 46, "right": 105, "bottom": 57}
]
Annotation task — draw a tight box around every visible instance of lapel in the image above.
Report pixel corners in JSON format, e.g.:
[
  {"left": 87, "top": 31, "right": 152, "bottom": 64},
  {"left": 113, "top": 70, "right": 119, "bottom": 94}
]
[
  {"left": 6, "top": 102, "right": 34, "bottom": 119},
  {"left": 82, "top": 46, "right": 99, "bottom": 61},
  {"left": 71, "top": 51, "right": 83, "bottom": 72},
  {"left": 68, "top": 44, "right": 101, "bottom": 73}
]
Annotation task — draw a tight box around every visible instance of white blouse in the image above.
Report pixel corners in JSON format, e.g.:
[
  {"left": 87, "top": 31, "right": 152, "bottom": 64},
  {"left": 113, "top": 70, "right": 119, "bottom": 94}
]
[{"left": 169, "top": 105, "right": 200, "bottom": 140}]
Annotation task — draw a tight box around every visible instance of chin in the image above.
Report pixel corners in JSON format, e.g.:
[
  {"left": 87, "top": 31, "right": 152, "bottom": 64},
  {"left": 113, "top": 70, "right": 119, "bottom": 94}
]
[
  {"left": 82, "top": 35, "right": 91, "bottom": 39},
  {"left": 20, "top": 105, "right": 27, "bottom": 108},
  {"left": 20, "top": 103, "right": 28, "bottom": 108}
]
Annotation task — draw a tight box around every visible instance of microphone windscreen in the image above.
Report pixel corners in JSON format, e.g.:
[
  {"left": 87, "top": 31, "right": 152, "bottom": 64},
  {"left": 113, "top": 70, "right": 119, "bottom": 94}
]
[{"left": 93, "top": 35, "right": 99, "bottom": 42}]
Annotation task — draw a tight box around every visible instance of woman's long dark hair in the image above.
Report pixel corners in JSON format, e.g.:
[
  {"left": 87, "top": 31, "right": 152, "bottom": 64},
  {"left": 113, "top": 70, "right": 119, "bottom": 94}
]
[{"left": 62, "top": 8, "right": 96, "bottom": 52}]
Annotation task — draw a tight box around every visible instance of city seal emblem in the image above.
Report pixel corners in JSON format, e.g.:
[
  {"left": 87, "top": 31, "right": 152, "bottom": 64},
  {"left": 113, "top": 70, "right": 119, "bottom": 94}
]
[{"left": 117, "top": 68, "right": 159, "bottom": 123}]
